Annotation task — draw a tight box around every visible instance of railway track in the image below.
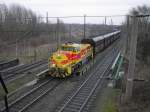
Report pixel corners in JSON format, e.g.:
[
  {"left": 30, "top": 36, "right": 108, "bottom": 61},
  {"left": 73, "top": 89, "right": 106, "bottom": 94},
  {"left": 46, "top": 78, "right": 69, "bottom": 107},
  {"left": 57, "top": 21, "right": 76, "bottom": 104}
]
[
  {"left": 56, "top": 49, "right": 119, "bottom": 112},
  {"left": 1, "top": 77, "right": 62, "bottom": 112},
  {"left": 0, "top": 59, "right": 19, "bottom": 71},
  {"left": 29, "top": 63, "right": 48, "bottom": 74},
  {"left": 1, "top": 59, "right": 47, "bottom": 83},
  {"left": 0, "top": 39, "right": 121, "bottom": 112},
  {"left": 0, "top": 60, "right": 6, "bottom": 63}
]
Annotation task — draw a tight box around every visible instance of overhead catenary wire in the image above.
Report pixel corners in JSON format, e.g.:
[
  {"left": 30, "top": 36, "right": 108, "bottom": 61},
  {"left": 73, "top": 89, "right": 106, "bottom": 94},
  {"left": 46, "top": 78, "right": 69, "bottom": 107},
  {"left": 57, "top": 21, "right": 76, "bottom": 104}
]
[
  {"left": 1, "top": 14, "right": 150, "bottom": 48},
  {"left": 24, "top": 14, "right": 150, "bottom": 19},
  {"left": 1, "top": 14, "right": 149, "bottom": 22}
]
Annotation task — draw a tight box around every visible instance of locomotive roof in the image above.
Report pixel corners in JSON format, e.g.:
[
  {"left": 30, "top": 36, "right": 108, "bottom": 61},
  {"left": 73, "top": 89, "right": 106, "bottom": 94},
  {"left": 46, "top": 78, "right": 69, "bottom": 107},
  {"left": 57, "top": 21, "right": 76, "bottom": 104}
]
[
  {"left": 62, "top": 43, "right": 90, "bottom": 49},
  {"left": 92, "top": 30, "right": 121, "bottom": 42}
]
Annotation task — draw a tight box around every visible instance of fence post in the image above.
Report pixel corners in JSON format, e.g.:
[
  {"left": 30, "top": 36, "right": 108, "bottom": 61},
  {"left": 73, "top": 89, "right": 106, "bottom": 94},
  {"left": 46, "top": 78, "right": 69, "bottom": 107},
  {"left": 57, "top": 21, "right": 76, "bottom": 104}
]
[
  {"left": 4, "top": 95, "right": 9, "bottom": 112},
  {"left": 0, "top": 72, "right": 9, "bottom": 112},
  {"left": 0, "top": 73, "right": 8, "bottom": 94}
]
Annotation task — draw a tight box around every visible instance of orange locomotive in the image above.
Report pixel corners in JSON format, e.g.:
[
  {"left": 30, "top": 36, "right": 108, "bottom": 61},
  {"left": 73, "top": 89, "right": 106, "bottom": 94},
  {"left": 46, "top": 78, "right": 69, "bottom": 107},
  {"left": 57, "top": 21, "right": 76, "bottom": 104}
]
[{"left": 48, "top": 42, "right": 93, "bottom": 77}]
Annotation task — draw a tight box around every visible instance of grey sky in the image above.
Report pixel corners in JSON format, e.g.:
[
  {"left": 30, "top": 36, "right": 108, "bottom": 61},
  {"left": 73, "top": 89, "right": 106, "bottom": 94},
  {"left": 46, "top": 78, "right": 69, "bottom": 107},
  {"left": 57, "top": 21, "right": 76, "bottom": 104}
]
[{"left": 1, "top": 0, "right": 150, "bottom": 24}]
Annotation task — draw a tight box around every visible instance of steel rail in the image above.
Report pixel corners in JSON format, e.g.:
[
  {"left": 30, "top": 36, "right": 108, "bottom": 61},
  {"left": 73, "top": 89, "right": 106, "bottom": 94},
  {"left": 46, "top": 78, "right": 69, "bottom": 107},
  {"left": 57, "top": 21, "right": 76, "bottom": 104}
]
[
  {"left": 58, "top": 49, "right": 118, "bottom": 112},
  {"left": 0, "top": 59, "right": 19, "bottom": 71},
  {"left": 78, "top": 56, "right": 115, "bottom": 112},
  {"left": 2, "top": 59, "right": 46, "bottom": 76},
  {"left": 1, "top": 77, "right": 53, "bottom": 112},
  {"left": 2, "top": 60, "right": 47, "bottom": 83},
  {"left": 19, "top": 81, "right": 61, "bottom": 112}
]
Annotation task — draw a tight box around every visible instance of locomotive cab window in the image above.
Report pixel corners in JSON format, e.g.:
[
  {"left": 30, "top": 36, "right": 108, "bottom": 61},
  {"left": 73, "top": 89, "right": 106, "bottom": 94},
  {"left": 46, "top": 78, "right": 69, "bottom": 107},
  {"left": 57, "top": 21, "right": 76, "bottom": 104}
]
[{"left": 61, "top": 46, "right": 79, "bottom": 52}]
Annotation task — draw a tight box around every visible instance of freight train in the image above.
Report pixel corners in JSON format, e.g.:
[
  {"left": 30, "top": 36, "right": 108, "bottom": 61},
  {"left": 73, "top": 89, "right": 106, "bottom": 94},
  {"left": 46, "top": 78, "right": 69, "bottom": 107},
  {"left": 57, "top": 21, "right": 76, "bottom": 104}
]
[{"left": 48, "top": 31, "right": 121, "bottom": 78}]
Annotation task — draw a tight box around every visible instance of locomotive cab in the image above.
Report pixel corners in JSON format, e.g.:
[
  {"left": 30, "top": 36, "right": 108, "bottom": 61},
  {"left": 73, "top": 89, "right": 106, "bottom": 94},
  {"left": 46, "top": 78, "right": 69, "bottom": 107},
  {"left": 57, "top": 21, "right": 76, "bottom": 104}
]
[{"left": 48, "top": 42, "right": 93, "bottom": 78}]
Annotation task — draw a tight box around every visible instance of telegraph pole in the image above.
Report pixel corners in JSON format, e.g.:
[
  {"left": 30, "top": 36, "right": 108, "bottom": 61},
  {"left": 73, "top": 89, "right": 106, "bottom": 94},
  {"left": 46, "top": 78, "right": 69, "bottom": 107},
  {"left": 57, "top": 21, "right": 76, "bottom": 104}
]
[
  {"left": 104, "top": 16, "right": 107, "bottom": 26},
  {"left": 110, "top": 18, "right": 113, "bottom": 30},
  {"left": 46, "top": 12, "right": 48, "bottom": 24},
  {"left": 111, "top": 18, "right": 113, "bottom": 25},
  {"left": 125, "top": 15, "right": 130, "bottom": 54},
  {"left": 28, "top": 41, "right": 30, "bottom": 56},
  {"left": 69, "top": 24, "right": 72, "bottom": 39},
  {"left": 125, "top": 16, "right": 138, "bottom": 100},
  {"left": 83, "top": 15, "right": 86, "bottom": 39},
  {"left": 104, "top": 16, "right": 107, "bottom": 33},
  {"left": 15, "top": 39, "right": 18, "bottom": 58},
  {"left": 57, "top": 18, "right": 60, "bottom": 49}
]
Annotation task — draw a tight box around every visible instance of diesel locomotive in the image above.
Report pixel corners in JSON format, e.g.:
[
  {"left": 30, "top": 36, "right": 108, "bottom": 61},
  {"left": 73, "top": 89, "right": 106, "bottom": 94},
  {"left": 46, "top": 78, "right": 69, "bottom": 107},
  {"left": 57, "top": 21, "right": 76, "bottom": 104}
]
[{"left": 48, "top": 30, "right": 121, "bottom": 78}]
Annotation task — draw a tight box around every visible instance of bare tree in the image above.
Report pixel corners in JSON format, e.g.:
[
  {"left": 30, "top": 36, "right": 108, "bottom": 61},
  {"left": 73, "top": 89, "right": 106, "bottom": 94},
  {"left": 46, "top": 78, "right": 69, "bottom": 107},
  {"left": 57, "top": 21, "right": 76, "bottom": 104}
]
[{"left": 128, "top": 5, "right": 150, "bottom": 63}]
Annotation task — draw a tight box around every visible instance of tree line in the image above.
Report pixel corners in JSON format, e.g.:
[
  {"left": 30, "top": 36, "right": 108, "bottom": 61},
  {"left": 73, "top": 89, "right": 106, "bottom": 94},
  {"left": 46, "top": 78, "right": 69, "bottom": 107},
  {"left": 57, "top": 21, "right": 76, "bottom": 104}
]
[
  {"left": 126, "top": 5, "right": 150, "bottom": 64},
  {"left": 0, "top": 3, "right": 117, "bottom": 53},
  {"left": 0, "top": 4, "right": 68, "bottom": 48},
  {"left": 0, "top": 4, "right": 37, "bottom": 43}
]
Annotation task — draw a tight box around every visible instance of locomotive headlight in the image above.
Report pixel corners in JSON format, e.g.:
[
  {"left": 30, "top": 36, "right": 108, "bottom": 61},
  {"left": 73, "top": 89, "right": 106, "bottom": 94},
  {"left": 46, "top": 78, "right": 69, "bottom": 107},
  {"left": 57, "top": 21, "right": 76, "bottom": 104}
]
[
  {"left": 51, "top": 63, "right": 56, "bottom": 67},
  {"left": 50, "top": 61, "right": 56, "bottom": 67}
]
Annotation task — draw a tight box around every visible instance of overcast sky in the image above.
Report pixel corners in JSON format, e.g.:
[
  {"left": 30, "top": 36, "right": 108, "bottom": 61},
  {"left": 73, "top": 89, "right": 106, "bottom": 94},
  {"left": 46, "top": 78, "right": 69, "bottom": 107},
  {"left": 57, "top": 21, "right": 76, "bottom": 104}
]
[{"left": 1, "top": 0, "right": 150, "bottom": 24}]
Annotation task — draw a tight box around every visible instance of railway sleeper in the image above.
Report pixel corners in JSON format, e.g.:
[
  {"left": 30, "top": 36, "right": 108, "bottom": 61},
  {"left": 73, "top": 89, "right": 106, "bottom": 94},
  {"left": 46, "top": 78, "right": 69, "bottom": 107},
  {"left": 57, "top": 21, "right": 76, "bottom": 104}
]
[
  {"left": 67, "top": 104, "right": 81, "bottom": 108},
  {"left": 70, "top": 102, "right": 83, "bottom": 106},
  {"left": 63, "top": 107, "right": 79, "bottom": 112},
  {"left": 69, "top": 99, "right": 84, "bottom": 103}
]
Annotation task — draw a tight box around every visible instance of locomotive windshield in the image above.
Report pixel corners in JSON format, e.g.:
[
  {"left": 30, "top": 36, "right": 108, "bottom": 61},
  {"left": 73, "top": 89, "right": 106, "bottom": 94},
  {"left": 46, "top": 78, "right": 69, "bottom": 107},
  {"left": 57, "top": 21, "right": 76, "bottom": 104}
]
[{"left": 61, "top": 46, "right": 79, "bottom": 52}]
